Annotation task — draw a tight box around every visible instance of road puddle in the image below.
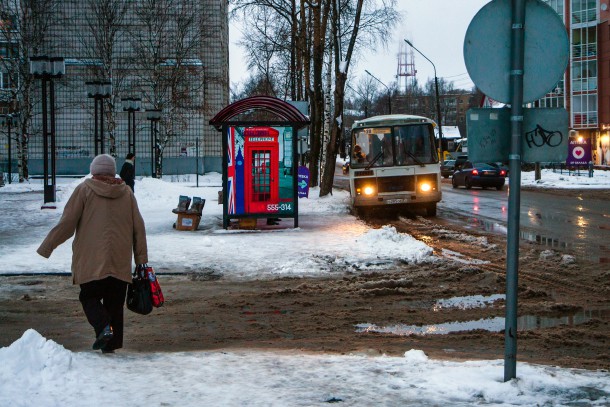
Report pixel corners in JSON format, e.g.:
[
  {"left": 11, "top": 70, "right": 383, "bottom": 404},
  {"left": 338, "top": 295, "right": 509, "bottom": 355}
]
[
  {"left": 460, "top": 216, "right": 608, "bottom": 263},
  {"left": 356, "top": 309, "right": 608, "bottom": 336}
]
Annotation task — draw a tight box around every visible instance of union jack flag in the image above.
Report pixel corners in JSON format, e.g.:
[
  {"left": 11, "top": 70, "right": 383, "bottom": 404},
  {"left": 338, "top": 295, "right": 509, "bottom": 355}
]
[{"left": 227, "top": 127, "right": 236, "bottom": 214}]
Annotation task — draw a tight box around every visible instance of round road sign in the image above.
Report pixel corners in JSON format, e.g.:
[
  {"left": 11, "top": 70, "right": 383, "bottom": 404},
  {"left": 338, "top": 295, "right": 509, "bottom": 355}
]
[{"left": 464, "top": 0, "right": 569, "bottom": 104}]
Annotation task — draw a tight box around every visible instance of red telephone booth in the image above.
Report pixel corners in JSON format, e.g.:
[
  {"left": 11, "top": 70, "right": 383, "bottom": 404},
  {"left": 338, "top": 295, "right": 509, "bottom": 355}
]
[{"left": 244, "top": 127, "right": 280, "bottom": 213}]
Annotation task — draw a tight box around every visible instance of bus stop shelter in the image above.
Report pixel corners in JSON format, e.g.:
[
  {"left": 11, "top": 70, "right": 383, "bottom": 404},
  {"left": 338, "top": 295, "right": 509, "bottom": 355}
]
[{"left": 210, "top": 96, "right": 310, "bottom": 229}]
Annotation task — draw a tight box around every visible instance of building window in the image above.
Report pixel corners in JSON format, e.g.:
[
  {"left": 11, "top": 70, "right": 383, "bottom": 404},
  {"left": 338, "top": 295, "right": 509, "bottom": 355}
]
[
  {"left": 0, "top": 14, "right": 17, "bottom": 32},
  {"left": 0, "top": 41, "right": 18, "bottom": 59},
  {"left": 543, "top": 0, "right": 564, "bottom": 16},
  {"left": 0, "top": 71, "right": 15, "bottom": 90},
  {"left": 572, "top": 94, "right": 598, "bottom": 127},
  {"left": 571, "top": 0, "right": 598, "bottom": 24},
  {"left": 572, "top": 26, "right": 597, "bottom": 58},
  {"left": 572, "top": 60, "right": 597, "bottom": 91}
]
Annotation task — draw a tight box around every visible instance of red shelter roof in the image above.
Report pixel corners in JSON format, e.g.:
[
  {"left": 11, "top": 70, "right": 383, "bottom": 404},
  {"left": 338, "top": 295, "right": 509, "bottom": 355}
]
[{"left": 209, "top": 96, "right": 310, "bottom": 130}]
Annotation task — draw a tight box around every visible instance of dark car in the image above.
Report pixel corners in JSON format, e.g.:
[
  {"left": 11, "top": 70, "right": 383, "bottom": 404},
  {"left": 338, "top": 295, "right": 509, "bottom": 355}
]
[
  {"left": 495, "top": 162, "right": 510, "bottom": 177},
  {"left": 452, "top": 161, "right": 506, "bottom": 190},
  {"left": 440, "top": 159, "right": 456, "bottom": 178}
]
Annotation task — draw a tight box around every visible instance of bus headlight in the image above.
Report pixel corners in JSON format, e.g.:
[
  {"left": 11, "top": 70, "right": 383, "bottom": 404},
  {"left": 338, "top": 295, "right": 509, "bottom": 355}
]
[
  {"left": 363, "top": 186, "right": 375, "bottom": 196},
  {"left": 419, "top": 182, "right": 432, "bottom": 192}
]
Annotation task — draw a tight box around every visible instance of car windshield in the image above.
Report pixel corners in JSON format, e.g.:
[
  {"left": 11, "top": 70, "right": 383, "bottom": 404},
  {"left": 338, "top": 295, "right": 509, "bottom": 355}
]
[
  {"left": 473, "top": 163, "right": 499, "bottom": 169},
  {"left": 443, "top": 160, "right": 455, "bottom": 166},
  {"left": 351, "top": 123, "right": 437, "bottom": 168}
]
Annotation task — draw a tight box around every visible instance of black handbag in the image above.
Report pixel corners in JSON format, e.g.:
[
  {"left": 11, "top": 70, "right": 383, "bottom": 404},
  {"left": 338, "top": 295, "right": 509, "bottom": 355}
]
[{"left": 126, "top": 266, "right": 153, "bottom": 315}]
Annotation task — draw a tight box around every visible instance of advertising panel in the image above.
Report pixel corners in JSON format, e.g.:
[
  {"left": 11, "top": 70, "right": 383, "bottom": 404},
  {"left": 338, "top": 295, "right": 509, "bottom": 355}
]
[
  {"left": 566, "top": 138, "right": 591, "bottom": 166},
  {"left": 226, "top": 126, "right": 296, "bottom": 217}
]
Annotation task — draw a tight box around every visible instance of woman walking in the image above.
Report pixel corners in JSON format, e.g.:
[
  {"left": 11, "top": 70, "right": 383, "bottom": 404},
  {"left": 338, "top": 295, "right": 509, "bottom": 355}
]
[{"left": 37, "top": 154, "right": 148, "bottom": 353}]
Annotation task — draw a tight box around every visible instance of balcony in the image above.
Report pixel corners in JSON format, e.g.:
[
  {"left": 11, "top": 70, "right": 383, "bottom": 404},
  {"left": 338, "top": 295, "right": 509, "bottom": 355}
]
[
  {"left": 572, "top": 43, "right": 597, "bottom": 58},
  {"left": 572, "top": 9, "right": 597, "bottom": 24},
  {"left": 573, "top": 112, "right": 598, "bottom": 128}
]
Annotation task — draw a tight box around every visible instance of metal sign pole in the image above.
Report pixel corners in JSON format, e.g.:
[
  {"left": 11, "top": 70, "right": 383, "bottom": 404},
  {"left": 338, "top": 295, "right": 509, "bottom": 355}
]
[
  {"left": 7, "top": 118, "right": 12, "bottom": 184},
  {"left": 504, "top": 0, "right": 525, "bottom": 382},
  {"left": 196, "top": 137, "right": 199, "bottom": 188}
]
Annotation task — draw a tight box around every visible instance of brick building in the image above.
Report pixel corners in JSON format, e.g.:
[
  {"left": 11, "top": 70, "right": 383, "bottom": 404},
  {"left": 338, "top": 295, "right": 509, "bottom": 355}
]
[{"left": 537, "top": 0, "right": 610, "bottom": 165}]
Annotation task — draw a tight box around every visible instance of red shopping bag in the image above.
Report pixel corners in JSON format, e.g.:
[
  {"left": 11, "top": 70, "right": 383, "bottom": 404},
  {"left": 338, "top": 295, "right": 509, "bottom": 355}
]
[{"left": 142, "top": 265, "right": 164, "bottom": 307}]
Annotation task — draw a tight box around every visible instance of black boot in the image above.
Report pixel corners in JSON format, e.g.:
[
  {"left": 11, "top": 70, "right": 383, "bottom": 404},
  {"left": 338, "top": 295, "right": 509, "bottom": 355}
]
[{"left": 92, "top": 325, "right": 114, "bottom": 350}]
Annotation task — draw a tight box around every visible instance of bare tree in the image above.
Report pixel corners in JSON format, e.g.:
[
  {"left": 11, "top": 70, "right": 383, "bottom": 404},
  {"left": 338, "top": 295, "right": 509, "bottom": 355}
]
[
  {"left": 231, "top": 0, "right": 398, "bottom": 190},
  {"left": 352, "top": 76, "right": 379, "bottom": 118},
  {"left": 78, "top": 0, "right": 130, "bottom": 158},
  {"left": 319, "top": 0, "right": 399, "bottom": 196},
  {"left": 130, "top": 0, "right": 207, "bottom": 177},
  {"left": 230, "top": 0, "right": 329, "bottom": 186},
  {"left": 0, "top": 0, "right": 60, "bottom": 181},
  {"left": 237, "top": 6, "right": 286, "bottom": 98},
  {"left": 231, "top": 0, "right": 305, "bottom": 100}
]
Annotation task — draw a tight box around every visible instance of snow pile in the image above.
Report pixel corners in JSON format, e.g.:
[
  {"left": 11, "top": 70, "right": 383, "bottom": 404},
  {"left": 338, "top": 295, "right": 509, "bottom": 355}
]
[
  {"left": 0, "top": 175, "right": 432, "bottom": 278},
  {"left": 520, "top": 168, "right": 610, "bottom": 188},
  {"left": 0, "top": 330, "right": 608, "bottom": 407},
  {"left": 433, "top": 294, "right": 505, "bottom": 311}
]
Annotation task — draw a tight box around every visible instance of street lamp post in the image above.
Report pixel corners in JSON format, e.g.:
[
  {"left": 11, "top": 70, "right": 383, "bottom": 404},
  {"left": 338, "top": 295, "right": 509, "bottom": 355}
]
[
  {"left": 145, "top": 109, "right": 162, "bottom": 178},
  {"left": 0, "top": 113, "right": 19, "bottom": 185},
  {"left": 364, "top": 70, "right": 392, "bottom": 115},
  {"left": 404, "top": 39, "right": 444, "bottom": 160},
  {"left": 122, "top": 98, "right": 141, "bottom": 156},
  {"left": 86, "top": 81, "right": 112, "bottom": 156},
  {"left": 346, "top": 83, "right": 369, "bottom": 118},
  {"left": 30, "top": 56, "right": 65, "bottom": 207}
]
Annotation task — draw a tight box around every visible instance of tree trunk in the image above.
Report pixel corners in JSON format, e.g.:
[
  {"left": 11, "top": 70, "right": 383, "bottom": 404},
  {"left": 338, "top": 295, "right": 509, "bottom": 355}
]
[
  {"left": 306, "top": 0, "right": 330, "bottom": 187},
  {"left": 319, "top": 74, "right": 345, "bottom": 196},
  {"left": 17, "top": 130, "right": 28, "bottom": 182},
  {"left": 319, "top": 0, "right": 364, "bottom": 196}
]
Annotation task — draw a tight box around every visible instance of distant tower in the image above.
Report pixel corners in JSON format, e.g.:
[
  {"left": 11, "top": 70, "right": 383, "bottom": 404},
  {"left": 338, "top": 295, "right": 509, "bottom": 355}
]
[{"left": 397, "top": 41, "right": 416, "bottom": 94}]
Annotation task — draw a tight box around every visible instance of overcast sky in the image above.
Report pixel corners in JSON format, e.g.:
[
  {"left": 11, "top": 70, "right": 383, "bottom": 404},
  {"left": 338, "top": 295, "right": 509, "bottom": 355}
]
[{"left": 229, "top": 0, "right": 491, "bottom": 93}]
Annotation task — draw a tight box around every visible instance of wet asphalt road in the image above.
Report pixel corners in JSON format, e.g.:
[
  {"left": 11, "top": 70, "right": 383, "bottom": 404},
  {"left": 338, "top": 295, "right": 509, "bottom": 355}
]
[
  {"left": 439, "top": 182, "right": 610, "bottom": 263},
  {"left": 333, "top": 165, "right": 609, "bottom": 263}
]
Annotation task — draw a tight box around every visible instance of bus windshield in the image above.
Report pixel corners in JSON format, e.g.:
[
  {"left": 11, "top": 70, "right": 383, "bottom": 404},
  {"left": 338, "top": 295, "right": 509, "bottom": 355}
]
[{"left": 351, "top": 123, "right": 437, "bottom": 168}]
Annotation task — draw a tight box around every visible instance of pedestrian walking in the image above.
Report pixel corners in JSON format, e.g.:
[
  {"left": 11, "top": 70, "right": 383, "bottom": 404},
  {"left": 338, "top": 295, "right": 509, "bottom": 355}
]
[
  {"left": 120, "top": 153, "right": 136, "bottom": 192},
  {"left": 37, "top": 154, "right": 148, "bottom": 353}
]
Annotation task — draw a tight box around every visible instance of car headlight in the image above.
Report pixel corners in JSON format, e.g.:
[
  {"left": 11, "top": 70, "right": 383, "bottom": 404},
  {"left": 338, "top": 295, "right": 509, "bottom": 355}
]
[
  {"left": 363, "top": 186, "right": 375, "bottom": 196},
  {"left": 419, "top": 182, "right": 432, "bottom": 192}
]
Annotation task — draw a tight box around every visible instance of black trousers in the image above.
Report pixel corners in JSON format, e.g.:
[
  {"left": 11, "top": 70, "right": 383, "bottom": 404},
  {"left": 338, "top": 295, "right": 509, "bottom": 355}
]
[{"left": 79, "top": 277, "right": 128, "bottom": 351}]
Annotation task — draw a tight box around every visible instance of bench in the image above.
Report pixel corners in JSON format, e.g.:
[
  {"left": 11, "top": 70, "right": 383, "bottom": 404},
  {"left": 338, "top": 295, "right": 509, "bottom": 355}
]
[{"left": 173, "top": 196, "right": 206, "bottom": 231}]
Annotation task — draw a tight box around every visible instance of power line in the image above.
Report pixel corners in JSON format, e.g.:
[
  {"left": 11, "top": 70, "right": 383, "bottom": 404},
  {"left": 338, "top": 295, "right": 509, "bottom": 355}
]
[{"left": 441, "top": 73, "right": 469, "bottom": 79}]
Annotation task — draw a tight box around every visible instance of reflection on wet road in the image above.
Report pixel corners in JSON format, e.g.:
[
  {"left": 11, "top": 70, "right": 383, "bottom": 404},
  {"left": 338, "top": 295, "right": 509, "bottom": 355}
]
[{"left": 439, "top": 184, "right": 610, "bottom": 263}]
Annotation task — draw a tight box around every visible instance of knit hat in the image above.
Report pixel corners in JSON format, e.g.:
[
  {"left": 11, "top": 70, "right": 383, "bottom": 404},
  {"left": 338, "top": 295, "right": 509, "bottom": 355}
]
[{"left": 90, "top": 154, "right": 116, "bottom": 176}]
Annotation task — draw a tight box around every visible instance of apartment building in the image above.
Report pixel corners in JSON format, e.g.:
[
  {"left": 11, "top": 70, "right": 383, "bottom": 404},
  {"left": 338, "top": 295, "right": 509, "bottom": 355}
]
[
  {"left": 0, "top": 0, "right": 229, "bottom": 176},
  {"left": 539, "top": 0, "right": 610, "bottom": 165}
]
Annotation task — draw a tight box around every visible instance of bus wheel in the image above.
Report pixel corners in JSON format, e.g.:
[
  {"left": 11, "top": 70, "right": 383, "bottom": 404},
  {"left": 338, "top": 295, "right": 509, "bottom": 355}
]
[{"left": 424, "top": 203, "right": 437, "bottom": 217}]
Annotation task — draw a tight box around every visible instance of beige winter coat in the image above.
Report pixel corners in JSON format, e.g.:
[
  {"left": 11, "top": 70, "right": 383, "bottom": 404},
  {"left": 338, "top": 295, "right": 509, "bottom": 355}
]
[{"left": 37, "top": 178, "right": 148, "bottom": 285}]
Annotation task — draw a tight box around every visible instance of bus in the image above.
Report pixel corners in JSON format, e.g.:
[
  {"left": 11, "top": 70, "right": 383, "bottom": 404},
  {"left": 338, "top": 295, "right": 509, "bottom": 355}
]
[{"left": 344, "top": 114, "right": 442, "bottom": 216}]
